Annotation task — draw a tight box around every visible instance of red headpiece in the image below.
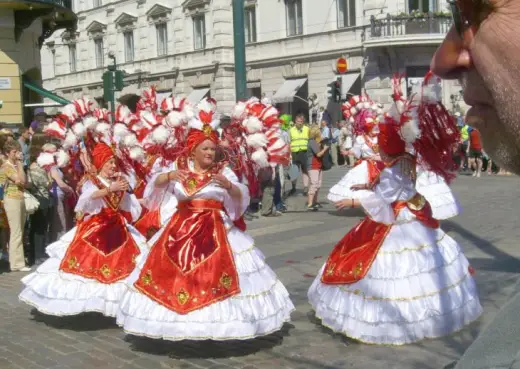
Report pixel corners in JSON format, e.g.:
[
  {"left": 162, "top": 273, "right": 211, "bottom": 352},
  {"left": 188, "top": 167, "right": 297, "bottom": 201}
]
[
  {"left": 378, "top": 121, "right": 406, "bottom": 156},
  {"left": 92, "top": 143, "right": 114, "bottom": 170},
  {"left": 185, "top": 128, "right": 219, "bottom": 152}
]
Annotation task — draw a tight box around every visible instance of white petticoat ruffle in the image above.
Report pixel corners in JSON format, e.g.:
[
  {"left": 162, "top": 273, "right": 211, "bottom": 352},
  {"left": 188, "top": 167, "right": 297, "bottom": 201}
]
[
  {"left": 328, "top": 161, "right": 372, "bottom": 202},
  {"left": 416, "top": 171, "right": 461, "bottom": 220},
  {"left": 19, "top": 226, "right": 148, "bottom": 318},
  {"left": 116, "top": 227, "right": 295, "bottom": 341},
  {"left": 308, "top": 223, "right": 482, "bottom": 345}
]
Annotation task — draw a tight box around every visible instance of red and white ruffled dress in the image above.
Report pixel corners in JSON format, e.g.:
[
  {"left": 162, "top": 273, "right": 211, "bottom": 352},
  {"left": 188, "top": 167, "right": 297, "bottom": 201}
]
[
  {"left": 19, "top": 176, "right": 148, "bottom": 317},
  {"left": 116, "top": 157, "right": 294, "bottom": 340},
  {"left": 310, "top": 156, "right": 482, "bottom": 345}
]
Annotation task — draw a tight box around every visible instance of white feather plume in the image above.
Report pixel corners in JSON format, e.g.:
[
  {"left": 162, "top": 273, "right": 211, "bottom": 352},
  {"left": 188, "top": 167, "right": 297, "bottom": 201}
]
[
  {"left": 83, "top": 116, "right": 98, "bottom": 131},
  {"left": 95, "top": 122, "right": 111, "bottom": 136},
  {"left": 243, "top": 116, "right": 263, "bottom": 134},
  {"left": 246, "top": 133, "right": 268, "bottom": 149},
  {"left": 165, "top": 110, "right": 186, "bottom": 127},
  {"left": 71, "top": 122, "right": 86, "bottom": 138},
  {"left": 232, "top": 102, "right": 247, "bottom": 119},
  {"left": 56, "top": 150, "right": 70, "bottom": 168},
  {"left": 63, "top": 131, "right": 78, "bottom": 149},
  {"left": 400, "top": 115, "right": 421, "bottom": 144},
  {"left": 151, "top": 125, "right": 170, "bottom": 145},
  {"left": 113, "top": 123, "right": 130, "bottom": 139},
  {"left": 129, "top": 146, "right": 145, "bottom": 162},
  {"left": 122, "top": 134, "right": 138, "bottom": 147},
  {"left": 36, "top": 152, "right": 55, "bottom": 169},
  {"left": 188, "top": 118, "right": 204, "bottom": 131},
  {"left": 251, "top": 148, "right": 269, "bottom": 168}
]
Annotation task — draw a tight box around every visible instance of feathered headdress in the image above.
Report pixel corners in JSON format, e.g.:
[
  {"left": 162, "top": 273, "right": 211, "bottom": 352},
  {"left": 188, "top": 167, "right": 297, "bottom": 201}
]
[
  {"left": 341, "top": 94, "right": 384, "bottom": 135},
  {"left": 380, "top": 71, "right": 460, "bottom": 182}
]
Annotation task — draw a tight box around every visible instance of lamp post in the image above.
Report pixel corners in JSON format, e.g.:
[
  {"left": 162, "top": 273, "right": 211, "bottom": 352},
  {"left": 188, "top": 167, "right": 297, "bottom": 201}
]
[{"left": 232, "top": 0, "right": 247, "bottom": 100}]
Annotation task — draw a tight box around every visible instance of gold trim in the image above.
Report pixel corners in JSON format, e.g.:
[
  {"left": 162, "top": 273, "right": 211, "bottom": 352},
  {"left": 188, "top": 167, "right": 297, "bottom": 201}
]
[
  {"left": 339, "top": 272, "right": 470, "bottom": 301},
  {"left": 378, "top": 234, "right": 447, "bottom": 255}
]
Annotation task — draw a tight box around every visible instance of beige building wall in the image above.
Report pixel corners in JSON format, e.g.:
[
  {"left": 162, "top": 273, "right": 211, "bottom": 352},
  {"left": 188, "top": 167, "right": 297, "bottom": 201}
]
[{"left": 0, "top": 8, "right": 43, "bottom": 126}]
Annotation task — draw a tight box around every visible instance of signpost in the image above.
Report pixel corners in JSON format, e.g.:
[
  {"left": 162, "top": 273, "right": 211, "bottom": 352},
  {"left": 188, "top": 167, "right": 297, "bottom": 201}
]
[{"left": 336, "top": 57, "right": 348, "bottom": 74}]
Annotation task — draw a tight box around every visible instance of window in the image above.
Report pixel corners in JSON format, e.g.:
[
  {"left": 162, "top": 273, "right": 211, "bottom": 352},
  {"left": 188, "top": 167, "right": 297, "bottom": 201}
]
[
  {"left": 94, "top": 38, "right": 104, "bottom": 67},
  {"left": 408, "top": 0, "right": 436, "bottom": 12},
  {"left": 68, "top": 44, "right": 77, "bottom": 72},
  {"left": 286, "top": 0, "right": 303, "bottom": 36},
  {"left": 93, "top": 0, "right": 102, "bottom": 7},
  {"left": 338, "top": 0, "right": 356, "bottom": 28},
  {"left": 244, "top": 6, "right": 257, "bottom": 43},
  {"left": 156, "top": 23, "right": 168, "bottom": 56},
  {"left": 124, "top": 31, "right": 135, "bottom": 62},
  {"left": 193, "top": 15, "right": 206, "bottom": 50}
]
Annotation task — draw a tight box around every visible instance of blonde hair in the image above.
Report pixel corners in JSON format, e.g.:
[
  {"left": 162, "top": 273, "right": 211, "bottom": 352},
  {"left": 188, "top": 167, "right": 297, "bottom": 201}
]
[{"left": 309, "top": 126, "right": 322, "bottom": 141}]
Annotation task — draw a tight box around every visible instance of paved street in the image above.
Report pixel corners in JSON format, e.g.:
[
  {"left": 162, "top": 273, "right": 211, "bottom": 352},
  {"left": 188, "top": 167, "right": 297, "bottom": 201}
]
[{"left": 1, "top": 167, "right": 519, "bottom": 369}]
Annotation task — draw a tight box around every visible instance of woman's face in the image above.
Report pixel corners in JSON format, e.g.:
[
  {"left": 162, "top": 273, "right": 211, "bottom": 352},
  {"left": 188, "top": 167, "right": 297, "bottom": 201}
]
[
  {"left": 8, "top": 149, "right": 20, "bottom": 161},
  {"left": 193, "top": 139, "right": 217, "bottom": 168},
  {"left": 100, "top": 158, "right": 117, "bottom": 177}
]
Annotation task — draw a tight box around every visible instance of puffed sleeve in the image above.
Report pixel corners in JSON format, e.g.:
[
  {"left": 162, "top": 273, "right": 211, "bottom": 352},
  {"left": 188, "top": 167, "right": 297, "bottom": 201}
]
[
  {"left": 142, "top": 159, "right": 177, "bottom": 212},
  {"left": 357, "top": 165, "right": 417, "bottom": 225},
  {"left": 221, "top": 166, "right": 250, "bottom": 221},
  {"left": 350, "top": 136, "right": 364, "bottom": 158},
  {"left": 75, "top": 180, "right": 104, "bottom": 215}
]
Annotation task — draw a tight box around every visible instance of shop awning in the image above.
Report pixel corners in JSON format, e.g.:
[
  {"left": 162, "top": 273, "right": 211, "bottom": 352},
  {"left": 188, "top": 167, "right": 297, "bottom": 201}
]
[
  {"left": 271, "top": 78, "right": 307, "bottom": 104},
  {"left": 186, "top": 88, "right": 210, "bottom": 105},
  {"left": 23, "top": 78, "right": 70, "bottom": 105},
  {"left": 339, "top": 73, "right": 360, "bottom": 98}
]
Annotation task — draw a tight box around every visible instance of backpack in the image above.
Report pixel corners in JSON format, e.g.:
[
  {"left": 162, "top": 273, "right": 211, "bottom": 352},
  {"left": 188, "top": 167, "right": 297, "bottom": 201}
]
[{"left": 321, "top": 150, "right": 333, "bottom": 171}]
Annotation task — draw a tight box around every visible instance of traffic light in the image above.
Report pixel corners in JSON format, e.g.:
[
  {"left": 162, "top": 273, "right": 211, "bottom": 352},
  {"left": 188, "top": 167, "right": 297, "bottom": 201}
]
[
  {"left": 327, "top": 77, "right": 342, "bottom": 103},
  {"left": 102, "top": 71, "right": 114, "bottom": 102},
  {"left": 114, "top": 70, "right": 125, "bottom": 91}
]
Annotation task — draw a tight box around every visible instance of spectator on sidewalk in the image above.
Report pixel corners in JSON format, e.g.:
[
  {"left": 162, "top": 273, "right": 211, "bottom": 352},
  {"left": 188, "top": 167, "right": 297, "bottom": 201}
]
[
  {"left": 468, "top": 127, "right": 483, "bottom": 178},
  {"left": 330, "top": 122, "right": 341, "bottom": 166},
  {"left": 289, "top": 112, "right": 310, "bottom": 196},
  {"left": 17, "top": 128, "right": 31, "bottom": 170},
  {"left": 306, "top": 126, "right": 329, "bottom": 211},
  {"left": 0, "top": 140, "right": 30, "bottom": 272}
]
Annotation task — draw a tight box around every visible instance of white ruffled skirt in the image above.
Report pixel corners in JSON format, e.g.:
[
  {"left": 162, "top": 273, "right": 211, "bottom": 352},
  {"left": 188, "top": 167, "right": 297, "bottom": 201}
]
[
  {"left": 416, "top": 170, "right": 461, "bottom": 220},
  {"left": 328, "top": 161, "right": 371, "bottom": 202},
  {"left": 308, "top": 220, "right": 482, "bottom": 345},
  {"left": 116, "top": 227, "right": 295, "bottom": 341},
  {"left": 19, "top": 226, "right": 148, "bottom": 317}
]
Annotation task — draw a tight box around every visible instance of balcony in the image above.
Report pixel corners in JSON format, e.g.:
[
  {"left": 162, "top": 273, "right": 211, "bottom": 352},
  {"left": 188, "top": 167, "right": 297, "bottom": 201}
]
[
  {"left": 2, "top": 0, "right": 77, "bottom": 47},
  {"left": 364, "top": 13, "right": 452, "bottom": 48}
]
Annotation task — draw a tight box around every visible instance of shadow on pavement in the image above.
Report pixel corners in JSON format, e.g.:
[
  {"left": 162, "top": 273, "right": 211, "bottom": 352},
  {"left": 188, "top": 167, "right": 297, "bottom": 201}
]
[
  {"left": 125, "top": 322, "right": 294, "bottom": 359},
  {"left": 443, "top": 220, "right": 520, "bottom": 273},
  {"left": 30, "top": 309, "right": 118, "bottom": 331}
]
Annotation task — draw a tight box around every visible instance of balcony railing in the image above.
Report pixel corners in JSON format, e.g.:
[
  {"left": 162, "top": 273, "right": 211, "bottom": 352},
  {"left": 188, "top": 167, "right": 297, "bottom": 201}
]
[
  {"left": 25, "top": 0, "right": 73, "bottom": 9},
  {"left": 369, "top": 13, "right": 452, "bottom": 39}
]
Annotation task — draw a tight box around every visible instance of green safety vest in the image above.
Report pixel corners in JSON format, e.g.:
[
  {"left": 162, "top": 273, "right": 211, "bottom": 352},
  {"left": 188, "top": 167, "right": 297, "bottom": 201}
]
[
  {"left": 290, "top": 125, "right": 309, "bottom": 152},
  {"left": 461, "top": 125, "right": 470, "bottom": 142}
]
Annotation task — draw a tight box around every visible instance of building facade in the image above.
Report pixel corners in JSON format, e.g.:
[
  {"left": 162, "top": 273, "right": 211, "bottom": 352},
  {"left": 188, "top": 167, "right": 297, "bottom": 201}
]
[
  {"left": 0, "top": 1, "right": 75, "bottom": 127},
  {"left": 40, "top": 0, "right": 465, "bottom": 122}
]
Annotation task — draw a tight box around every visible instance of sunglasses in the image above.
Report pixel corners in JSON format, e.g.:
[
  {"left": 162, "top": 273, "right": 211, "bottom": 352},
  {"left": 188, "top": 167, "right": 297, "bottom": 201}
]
[{"left": 448, "top": 0, "right": 493, "bottom": 38}]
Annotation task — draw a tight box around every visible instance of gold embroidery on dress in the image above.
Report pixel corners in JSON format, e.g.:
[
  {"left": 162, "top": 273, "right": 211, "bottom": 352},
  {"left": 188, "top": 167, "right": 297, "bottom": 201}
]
[
  {"left": 219, "top": 273, "right": 232, "bottom": 289},
  {"left": 407, "top": 193, "right": 426, "bottom": 211},
  {"left": 326, "top": 264, "right": 335, "bottom": 276},
  {"left": 177, "top": 289, "right": 190, "bottom": 305},
  {"left": 141, "top": 270, "right": 153, "bottom": 285},
  {"left": 100, "top": 264, "right": 111, "bottom": 278},
  {"left": 352, "top": 262, "right": 363, "bottom": 279},
  {"left": 68, "top": 256, "right": 78, "bottom": 269},
  {"left": 187, "top": 178, "right": 197, "bottom": 190}
]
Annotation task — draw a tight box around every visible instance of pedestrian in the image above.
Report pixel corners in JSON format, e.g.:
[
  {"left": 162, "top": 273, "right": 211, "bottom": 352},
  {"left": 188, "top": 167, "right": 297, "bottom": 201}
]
[
  {"left": 289, "top": 112, "right": 310, "bottom": 196},
  {"left": 0, "top": 140, "right": 30, "bottom": 272},
  {"left": 306, "top": 126, "right": 329, "bottom": 211},
  {"left": 17, "top": 128, "right": 31, "bottom": 170},
  {"left": 467, "top": 127, "right": 483, "bottom": 177}
]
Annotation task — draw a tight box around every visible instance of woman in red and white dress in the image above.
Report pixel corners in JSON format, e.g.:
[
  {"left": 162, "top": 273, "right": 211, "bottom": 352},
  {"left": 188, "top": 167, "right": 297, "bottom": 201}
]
[
  {"left": 308, "top": 74, "right": 482, "bottom": 345},
  {"left": 328, "top": 96, "right": 385, "bottom": 203},
  {"left": 19, "top": 142, "right": 147, "bottom": 317},
  {"left": 116, "top": 98, "right": 294, "bottom": 341}
]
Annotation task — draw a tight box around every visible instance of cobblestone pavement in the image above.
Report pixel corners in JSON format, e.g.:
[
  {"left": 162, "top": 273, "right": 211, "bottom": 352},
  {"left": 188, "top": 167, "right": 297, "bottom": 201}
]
[{"left": 1, "top": 167, "right": 519, "bottom": 369}]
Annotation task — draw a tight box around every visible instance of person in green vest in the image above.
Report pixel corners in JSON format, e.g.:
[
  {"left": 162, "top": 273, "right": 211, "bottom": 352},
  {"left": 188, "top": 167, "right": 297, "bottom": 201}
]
[
  {"left": 458, "top": 113, "right": 471, "bottom": 171},
  {"left": 289, "top": 112, "right": 310, "bottom": 196}
]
